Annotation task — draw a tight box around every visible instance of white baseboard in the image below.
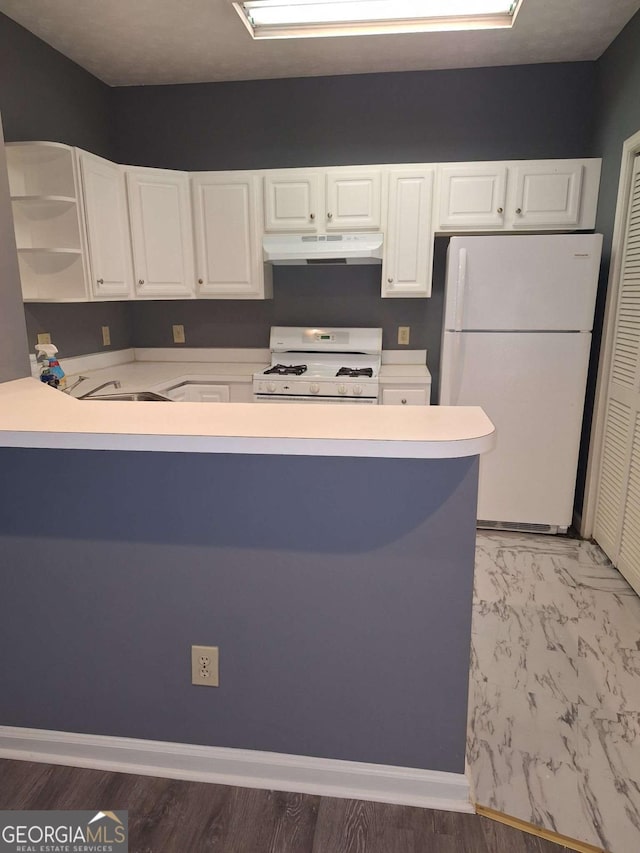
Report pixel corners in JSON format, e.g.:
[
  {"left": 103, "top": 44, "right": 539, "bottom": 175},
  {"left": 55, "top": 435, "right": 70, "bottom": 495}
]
[{"left": 0, "top": 726, "right": 472, "bottom": 813}]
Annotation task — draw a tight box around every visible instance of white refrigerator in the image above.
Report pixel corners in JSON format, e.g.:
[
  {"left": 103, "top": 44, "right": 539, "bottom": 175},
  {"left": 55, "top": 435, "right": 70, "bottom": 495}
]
[{"left": 439, "top": 234, "right": 603, "bottom": 533}]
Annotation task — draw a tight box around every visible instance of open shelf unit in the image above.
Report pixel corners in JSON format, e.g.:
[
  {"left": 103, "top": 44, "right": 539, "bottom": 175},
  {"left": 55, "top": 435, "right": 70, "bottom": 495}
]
[{"left": 6, "top": 142, "right": 89, "bottom": 301}]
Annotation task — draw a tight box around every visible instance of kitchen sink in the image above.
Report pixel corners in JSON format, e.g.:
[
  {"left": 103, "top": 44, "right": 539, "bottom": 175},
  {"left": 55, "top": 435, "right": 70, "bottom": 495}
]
[{"left": 81, "top": 392, "right": 172, "bottom": 402}]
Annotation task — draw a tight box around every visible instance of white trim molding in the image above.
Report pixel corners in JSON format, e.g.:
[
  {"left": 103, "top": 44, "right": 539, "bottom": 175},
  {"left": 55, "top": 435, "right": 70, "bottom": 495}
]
[
  {"left": 0, "top": 726, "right": 472, "bottom": 813},
  {"left": 582, "top": 128, "right": 640, "bottom": 539}
]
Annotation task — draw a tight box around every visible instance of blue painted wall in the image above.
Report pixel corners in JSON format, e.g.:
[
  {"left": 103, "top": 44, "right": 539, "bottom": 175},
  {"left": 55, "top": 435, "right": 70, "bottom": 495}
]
[{"left": 0, "top": 449, "right": 478, "bottom": 773}]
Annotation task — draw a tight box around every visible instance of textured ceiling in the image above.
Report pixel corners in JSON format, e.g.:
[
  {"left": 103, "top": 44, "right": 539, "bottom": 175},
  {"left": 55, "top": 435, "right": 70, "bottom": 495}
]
[{"left": 1, "top": 0, "right": 639, "bottom": 86}]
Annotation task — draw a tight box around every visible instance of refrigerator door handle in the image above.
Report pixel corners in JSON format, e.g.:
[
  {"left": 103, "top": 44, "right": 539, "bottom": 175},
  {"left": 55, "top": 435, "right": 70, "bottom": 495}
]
[
  {"left": 454, "top": 248, "right": 468, "bottom": 332},
  {"left": 450, "top": 332, "right": 465, "bottom": 406}
]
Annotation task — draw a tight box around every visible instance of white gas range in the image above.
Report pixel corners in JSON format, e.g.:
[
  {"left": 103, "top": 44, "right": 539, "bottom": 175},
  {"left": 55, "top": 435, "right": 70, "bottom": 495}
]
[{"left": 253, "top": 327, "right": 382, "bottom": 404}]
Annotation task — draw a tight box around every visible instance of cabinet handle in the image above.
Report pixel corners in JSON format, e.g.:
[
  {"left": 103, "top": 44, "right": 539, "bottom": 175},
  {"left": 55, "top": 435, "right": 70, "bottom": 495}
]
[
  {"left": 497, "top": 207, "right": 503, "bottom": 214},
  {"left": 198, "top": 278, "right": 204, "bottom": 285},
  {"left": 310, "top": 213, "right": 315, "bottom": 220},
  {"left": 387, "top": 277, "right": 394, "bottom": 284},
  {"left": 401, "top": 399, "right": 407, "bottom": 405},
  {"left": 96, "top": 278, "right": 104, "bottom": 285},
  {"left": 515, "top": 208, "right": 522, "bottom": 215},
  {"left": 138, "top": 279, "right": 145, "bottom": 285},
  {"left": 327, "top": 212, "right": 333, "bottom": 219}
]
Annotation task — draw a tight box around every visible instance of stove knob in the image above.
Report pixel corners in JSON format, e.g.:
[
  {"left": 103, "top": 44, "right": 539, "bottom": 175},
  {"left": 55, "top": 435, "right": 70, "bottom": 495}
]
[
  {"left": 267, "top": 382, "right": 277, "bottom": 393},
  {"left": 353, "top": 385, "right": 363, "bottom": 396},
  {"left": 310, "top": 383, "right": 320, "bottom": 395},
  {"left": 338, "top": 384, "right": 348, "bottom": 395}
]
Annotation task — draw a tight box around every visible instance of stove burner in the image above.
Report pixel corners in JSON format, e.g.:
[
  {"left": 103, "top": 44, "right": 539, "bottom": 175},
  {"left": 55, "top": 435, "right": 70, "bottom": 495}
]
[
  {"left": 336, "top": 367, "right": 374, "bottom": 378},
  {"left": 264, "top": 364, "right": 308, "bottom": 376}
]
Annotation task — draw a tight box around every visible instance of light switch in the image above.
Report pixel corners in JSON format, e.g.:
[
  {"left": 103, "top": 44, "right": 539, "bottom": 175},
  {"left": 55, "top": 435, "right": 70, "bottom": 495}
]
[
  {"left": 173, "top": 324, "right": 185, "bottom": 344},
  {"left": 101, "top": 326, "right": 111, "bottom": 346}
]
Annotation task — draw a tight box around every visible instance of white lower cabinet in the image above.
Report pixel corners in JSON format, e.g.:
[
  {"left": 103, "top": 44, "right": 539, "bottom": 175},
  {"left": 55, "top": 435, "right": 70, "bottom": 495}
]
[
  {"left": 382, "top": 387, "right": 430, "bottom": 406},
  {"left": 383, "top": 168, "right": 435, "bottom": 297},
  {"left": 192, "top": 172, "right": 272, "bottom": 299},
  {"left": 79, "top": 151, "right": 133, "bottom": 299},
  {"left": 166, "top": 383, "right": 230, "bottom": 402},
  {"left": 126, "top": 167, "right": 195, "bottom": 299}
]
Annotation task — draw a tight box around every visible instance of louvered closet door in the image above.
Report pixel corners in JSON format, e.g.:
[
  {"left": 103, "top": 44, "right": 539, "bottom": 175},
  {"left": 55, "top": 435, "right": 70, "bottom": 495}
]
[{"left": 594, "top": 156, "right": 640, "bottom": 594}]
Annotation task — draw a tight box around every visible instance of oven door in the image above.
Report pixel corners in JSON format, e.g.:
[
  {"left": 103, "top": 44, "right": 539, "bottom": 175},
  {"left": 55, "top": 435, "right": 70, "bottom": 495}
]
[{"left": 253, "top": 394, "right": 378, "bottom": 404}]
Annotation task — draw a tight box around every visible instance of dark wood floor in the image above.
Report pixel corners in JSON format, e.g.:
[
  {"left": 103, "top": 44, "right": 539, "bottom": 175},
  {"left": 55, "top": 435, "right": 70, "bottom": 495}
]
[{"left": 0, "top": 759, "right": 570, "bottom": 852}]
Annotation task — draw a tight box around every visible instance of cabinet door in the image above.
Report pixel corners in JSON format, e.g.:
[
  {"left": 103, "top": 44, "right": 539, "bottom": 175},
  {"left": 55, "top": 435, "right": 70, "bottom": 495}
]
[
  {"left": 511, "top": 161, "right": 584, "bottom": 228},
  {"left": 167, "top": 383, "right": 230, "bottom": 402},
  {"left": 79, "top": 152, "right": 133, "bottom": 299},
  {"left": 192, "top": 172, "right": 268, "bottom": 298},
  {"left": 383, "top": 168, "right": 434, "bottom": 297},
  {"left": 325, "top": 169, "right": 381, "bottom": 230},
  {"left": 126, "top": 168, "right": 194, "bottom": 298},
  {"left": 264, "top": 171, "right": 320, "bottom": 232},
  {"left": 438, "top": 164, "right": 507, "bottom": 230}
]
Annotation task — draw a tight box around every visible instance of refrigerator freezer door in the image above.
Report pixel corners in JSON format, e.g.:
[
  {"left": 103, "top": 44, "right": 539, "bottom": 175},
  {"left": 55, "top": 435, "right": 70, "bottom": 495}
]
[
  {"left": 444, "top": 234, "right": 602, "bottom": 332},
  {"left": 440, "top": 330, "right": 592, "bottom": 528}
]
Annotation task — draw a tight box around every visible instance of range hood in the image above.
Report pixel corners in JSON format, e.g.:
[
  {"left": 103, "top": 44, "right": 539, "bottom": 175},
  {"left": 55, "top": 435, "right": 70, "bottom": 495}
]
[{"left": 263, "top": 232, "right": 383, "bottom": 265}]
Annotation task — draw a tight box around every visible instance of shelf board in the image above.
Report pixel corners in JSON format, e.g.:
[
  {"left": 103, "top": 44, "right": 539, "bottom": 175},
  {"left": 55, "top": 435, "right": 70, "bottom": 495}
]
[
  {"left": 11, "top": 194, "right": 77, "bottom": 211},
  {"left": 17, "top": 247, "right": 82, "bottom": 255}
]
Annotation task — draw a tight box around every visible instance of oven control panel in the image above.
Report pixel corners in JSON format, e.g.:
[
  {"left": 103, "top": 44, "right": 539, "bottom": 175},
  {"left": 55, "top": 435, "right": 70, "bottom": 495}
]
[{"left": 254, "top": 379, "right": 378, "bottom": 399}]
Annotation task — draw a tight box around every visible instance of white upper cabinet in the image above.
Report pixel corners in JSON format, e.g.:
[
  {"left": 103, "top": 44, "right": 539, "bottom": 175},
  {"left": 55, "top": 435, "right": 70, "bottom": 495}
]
[
  {"left": 438, "top": 164, "right": 508, "bottom": 230},
  {"left": 7, "top": 143, "right": 603, "bottom": 304},
  {"left": 192, "top": 172, "right": 272, "bottom": 299},
  {"left": 325, "top": 168, "right": 381, "bottom": 230},
  {"left": 264, "top": 167, "right": 381, "bottom": 232},
  {"left": 264, "top": 171, "right": 320, "bottom": 232},
  {"left": 510, "top": 161, "right": 584, "bottom": 228},
  {"left": 383, "top": 168, "right": 435, "bottom": 298},
  {"left": 436, "top": 159, "right": 601, "bottom": 232},
  {"left": 79, "top": 151, "right": 133, "bottom": 300},
  {"left": 7, "top": 142, "right": 90, "bottom": 302},
  {"left": 126, "top": 167, "right": 195, "bottom": 299}
]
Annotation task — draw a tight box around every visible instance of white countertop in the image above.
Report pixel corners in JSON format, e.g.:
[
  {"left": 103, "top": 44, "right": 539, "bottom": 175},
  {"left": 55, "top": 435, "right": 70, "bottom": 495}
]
[
  {"left": 379, "top": 364, "right": 432, "bottom": 382},
  {"left": 0, "top": 377, "right": 494, "bottom": 459},
  {"left": 65, "top": 358, "right": 431, "bottom": 396},
  {"left": 66, "top": 360, "right": 268, "bottom": 396}
]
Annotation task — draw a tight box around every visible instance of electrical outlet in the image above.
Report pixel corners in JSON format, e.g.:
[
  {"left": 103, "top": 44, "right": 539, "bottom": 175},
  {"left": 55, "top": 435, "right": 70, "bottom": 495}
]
[
  {"left": 37, "top": 333, "right": 51, "bottom": 345},
  {"left": 101, "top": 325, "right": 111, "bottom": 346},
  {"left": 191, "top": 645, "right": 219, "bottom": 687},
  {"left": 173, "top": 324, "right": 185, "bottom": 344},
  {"left": 398, "top": 326, "right": 410, "bottom": 346}
]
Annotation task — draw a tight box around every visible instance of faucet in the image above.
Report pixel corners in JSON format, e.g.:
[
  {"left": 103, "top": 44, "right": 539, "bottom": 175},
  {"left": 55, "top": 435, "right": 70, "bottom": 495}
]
[
  {"left": 63, "top": 375, "right": 89, "bottom": 395},
  {"left": 79, "top": 380, "right": 122, "bottom": 399}
]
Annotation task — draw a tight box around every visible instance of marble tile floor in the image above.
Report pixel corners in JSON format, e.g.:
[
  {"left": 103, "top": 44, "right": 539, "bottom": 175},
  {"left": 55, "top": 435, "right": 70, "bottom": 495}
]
[{"left": 467, "top": 531, "right": 640, "bottom": 853}]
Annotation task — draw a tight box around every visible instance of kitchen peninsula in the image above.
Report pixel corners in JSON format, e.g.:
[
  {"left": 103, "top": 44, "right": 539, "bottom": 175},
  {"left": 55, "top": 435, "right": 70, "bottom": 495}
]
[{"left": 0, "top": 376, "right": 493, "bottom": 808}]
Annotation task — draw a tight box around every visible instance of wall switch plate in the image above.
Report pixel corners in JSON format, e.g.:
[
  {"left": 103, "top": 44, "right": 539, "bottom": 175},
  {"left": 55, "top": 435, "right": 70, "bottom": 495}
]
[
  {"left": 173, "top": 324, "right": 185, "bottom": 344},
  {"left": 101, "top": 325, "right": 111, "bottom": 346},
  {"left": 37, "top": 333, "right": 51, "bottom": 345},
  {"left": 398, "top": 326, "right": 410, "bottom": 346},
  {"left": 191, "top": 645, "right": 219, "bottom": 687}
]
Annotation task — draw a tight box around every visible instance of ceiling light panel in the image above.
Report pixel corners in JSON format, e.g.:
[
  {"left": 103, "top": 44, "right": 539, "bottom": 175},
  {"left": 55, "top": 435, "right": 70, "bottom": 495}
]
[{"left": 233, "top": 0, "right": 523, "bottom": 39}]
